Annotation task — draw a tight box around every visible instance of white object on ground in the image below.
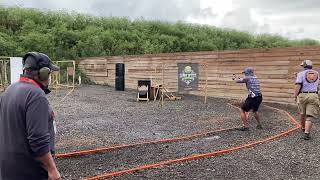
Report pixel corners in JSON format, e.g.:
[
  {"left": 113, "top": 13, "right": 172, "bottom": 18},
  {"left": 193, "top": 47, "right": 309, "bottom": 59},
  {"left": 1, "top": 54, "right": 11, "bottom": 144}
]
[
  {"left": 205, "top": 135, "right": 221, "bottom": 140},
  {"left": 53, "top": 120, "right": 57, "bottom": 134}
]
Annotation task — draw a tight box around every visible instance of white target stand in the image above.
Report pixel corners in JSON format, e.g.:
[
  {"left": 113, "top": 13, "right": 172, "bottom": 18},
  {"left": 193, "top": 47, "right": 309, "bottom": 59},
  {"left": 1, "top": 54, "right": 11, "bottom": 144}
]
[{"left": 10, "top": 57, "right": 23, "bottom": 84}]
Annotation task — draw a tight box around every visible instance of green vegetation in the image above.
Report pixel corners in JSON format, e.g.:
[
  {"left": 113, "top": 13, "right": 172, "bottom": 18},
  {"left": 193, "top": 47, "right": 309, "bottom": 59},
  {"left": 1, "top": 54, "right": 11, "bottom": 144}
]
[{"left": 0, "top": 7, "right": 319, "bottom": 60}]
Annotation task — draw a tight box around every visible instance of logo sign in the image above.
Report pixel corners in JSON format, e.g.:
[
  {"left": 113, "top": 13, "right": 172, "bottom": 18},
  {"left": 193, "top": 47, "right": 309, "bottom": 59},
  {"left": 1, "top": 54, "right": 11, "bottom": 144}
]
[
  {"left": 178, "top": 63, "right": 198, "bottom": 92},
  {"left": 305, "top": 70, "right": 319, "bottom": 83}
]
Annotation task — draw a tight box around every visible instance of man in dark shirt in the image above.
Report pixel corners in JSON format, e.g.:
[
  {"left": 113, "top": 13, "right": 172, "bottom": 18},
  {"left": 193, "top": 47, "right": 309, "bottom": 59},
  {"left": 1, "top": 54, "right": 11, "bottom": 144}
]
[
  {"left": 0, "top": 52, "right": 60, "bottom": 180},
  {"left": 233, "top": 67, "right": 263, "bottom": 131}
]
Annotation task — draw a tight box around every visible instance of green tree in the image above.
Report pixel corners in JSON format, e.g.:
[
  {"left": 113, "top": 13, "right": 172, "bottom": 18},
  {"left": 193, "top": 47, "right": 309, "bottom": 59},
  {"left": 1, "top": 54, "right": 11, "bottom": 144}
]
[{"left": 0, "top": 6, "right": 319, "bottom": 59}]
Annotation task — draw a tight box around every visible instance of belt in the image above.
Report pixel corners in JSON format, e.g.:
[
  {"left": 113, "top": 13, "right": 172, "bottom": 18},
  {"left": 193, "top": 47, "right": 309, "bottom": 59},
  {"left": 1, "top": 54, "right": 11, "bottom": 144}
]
[
  {"left": 248, "top": 94, "right": 262, "bottom": 97},
  {"left": 300, "top": 92, "right": 318, "bottom": 94}
]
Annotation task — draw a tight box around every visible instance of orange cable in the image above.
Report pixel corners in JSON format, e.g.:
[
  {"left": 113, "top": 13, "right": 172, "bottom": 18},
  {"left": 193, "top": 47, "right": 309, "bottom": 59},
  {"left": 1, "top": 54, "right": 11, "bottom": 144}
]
[
  {"left": 83, "top": 105, "right": 300, "bottom": 180},
  {"left": 56, "top": 126, "right": 239, "bottom": 159}
]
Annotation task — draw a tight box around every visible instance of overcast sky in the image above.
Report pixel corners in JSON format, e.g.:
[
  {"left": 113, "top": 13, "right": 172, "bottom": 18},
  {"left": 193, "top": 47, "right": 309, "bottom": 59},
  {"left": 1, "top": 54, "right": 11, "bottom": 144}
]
[{"left": 1, "top": 0, "right": 320, "bottom": 40}]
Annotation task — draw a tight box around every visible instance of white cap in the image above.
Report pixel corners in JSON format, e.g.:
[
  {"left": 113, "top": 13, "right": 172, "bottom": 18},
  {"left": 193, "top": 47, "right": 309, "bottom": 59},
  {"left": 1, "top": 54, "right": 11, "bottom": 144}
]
[{"left": 300, "top": 59, "right": 313, "bottom": 67}]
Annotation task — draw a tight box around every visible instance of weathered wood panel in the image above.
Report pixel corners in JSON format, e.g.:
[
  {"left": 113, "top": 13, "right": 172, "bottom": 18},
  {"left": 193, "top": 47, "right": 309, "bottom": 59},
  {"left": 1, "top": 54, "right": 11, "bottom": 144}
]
[{"left": 78, "top": 46, "right": 320, "bottom": 104}]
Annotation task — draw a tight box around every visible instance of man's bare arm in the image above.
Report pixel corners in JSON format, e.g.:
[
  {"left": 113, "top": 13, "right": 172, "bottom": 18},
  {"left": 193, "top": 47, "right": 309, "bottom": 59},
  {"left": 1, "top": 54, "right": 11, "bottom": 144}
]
[
  {"left": 37, "top": 152, "right": 60, "bottom": 180},
  {"left": 294, "top": 84, "right": 301, "bottom": 98}
]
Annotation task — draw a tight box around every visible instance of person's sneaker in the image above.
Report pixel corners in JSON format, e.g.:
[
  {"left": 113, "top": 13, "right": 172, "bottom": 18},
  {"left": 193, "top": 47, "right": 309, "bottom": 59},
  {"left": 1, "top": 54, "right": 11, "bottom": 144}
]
[
  {"left": 237, "top": 127, "right": 249, "bottom": 131},
  {"left": 256, "top": 124, "right": 263, "bottom": 129},
  {"left": 301, "top": 128, "right": 305, "bottom": 132},
  {"left": 304, "top": 133, "right": 311, "bottom": 140}
]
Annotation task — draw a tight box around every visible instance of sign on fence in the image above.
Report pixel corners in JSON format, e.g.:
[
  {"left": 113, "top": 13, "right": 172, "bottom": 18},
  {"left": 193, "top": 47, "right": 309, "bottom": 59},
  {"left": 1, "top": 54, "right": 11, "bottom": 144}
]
[
  {"left": 178, "top": 63, "right": 198, "bottom": 92},
  {"left": 10, "top": 57, "right": 23, "bottom": 84}
]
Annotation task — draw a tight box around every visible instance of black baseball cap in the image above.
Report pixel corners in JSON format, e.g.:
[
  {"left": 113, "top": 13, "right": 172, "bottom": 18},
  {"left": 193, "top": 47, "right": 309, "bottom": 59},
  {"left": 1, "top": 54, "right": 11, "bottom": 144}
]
[{"left": 23, "top": 52, "right": 59, "bottom": 71}]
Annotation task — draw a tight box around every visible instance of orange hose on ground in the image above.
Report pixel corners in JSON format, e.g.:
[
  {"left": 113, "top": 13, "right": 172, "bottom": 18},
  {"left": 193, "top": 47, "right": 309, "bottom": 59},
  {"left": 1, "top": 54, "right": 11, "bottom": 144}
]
[
  {"left": 56, "top": 126, "right": 239, "bottom": 159},
  {"left": 263, "top": 105, "right": 300, "bottom": 126},
  {"left": 56, "top": 103, "right": 244, "bottom": 159},
  {"left": 83, "top": 105, "right": 300, "bottom": 180}
]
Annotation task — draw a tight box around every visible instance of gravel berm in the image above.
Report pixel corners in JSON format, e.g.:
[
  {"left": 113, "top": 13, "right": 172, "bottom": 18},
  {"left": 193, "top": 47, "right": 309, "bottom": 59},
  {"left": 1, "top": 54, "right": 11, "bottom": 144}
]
[{"left": 47, "top": 85, "right": 318, "bottom": 180}]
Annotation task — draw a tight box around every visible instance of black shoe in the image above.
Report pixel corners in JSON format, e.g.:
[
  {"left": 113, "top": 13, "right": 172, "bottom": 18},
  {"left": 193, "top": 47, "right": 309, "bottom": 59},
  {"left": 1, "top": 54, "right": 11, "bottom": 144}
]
[
  {"left": 237, "top": 127, "right": 249, "bottom": 131},
  {"left": 304, "top": 133, "right": 311, "bottom": 140},
  {"left": 256, "top": 124, "right": 263, "bottom": 129},
  {"left": 302, "top": 128, "right": 305, "bottom": 132}
]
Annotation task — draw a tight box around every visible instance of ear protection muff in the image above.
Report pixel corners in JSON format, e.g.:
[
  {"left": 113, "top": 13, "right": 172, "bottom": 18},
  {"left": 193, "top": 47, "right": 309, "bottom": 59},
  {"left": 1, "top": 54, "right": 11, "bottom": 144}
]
[
  {"left": 23, "top": 52, "right": 51, "bottom": 81},
  {"left": 39, "top": 67, "right": 51, "bottom": 81}
]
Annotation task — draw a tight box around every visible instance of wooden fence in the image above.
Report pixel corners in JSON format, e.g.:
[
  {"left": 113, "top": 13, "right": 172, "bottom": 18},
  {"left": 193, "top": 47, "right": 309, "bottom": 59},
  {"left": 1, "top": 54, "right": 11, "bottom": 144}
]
[
  {"left": 0, "top": 57, "right": 10, "bottom": 91},
  {"left": 78, "top": 46, "right": 320, "bottom": 104}
]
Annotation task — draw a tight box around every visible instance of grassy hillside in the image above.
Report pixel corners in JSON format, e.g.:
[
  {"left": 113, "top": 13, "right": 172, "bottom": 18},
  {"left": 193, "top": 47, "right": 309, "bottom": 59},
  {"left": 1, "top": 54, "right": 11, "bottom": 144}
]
[{"left": 0, "top": 7, "right": 319, "bottom": 60}]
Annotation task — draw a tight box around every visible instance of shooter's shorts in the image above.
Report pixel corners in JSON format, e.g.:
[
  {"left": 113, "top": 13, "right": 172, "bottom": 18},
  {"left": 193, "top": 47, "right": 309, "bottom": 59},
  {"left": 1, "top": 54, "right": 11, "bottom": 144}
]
[
  {"left": 241, "top": 95, "right": 263, "bottom": 112},
  {"left": 298, "top": 93, "right": 319, "bottom": 118}
]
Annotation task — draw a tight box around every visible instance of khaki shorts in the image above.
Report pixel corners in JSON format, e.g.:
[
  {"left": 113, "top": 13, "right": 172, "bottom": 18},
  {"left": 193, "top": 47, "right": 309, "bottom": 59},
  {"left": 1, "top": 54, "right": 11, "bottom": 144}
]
[{"left": 297, "top": 93, "right": 320, "bottom": 117}]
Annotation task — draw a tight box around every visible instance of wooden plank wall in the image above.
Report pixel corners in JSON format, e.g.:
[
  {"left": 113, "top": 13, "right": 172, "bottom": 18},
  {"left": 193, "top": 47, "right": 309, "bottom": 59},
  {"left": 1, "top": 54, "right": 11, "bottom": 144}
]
[{"left": 78, "top": 46, "right": 320, "bottom": 104}]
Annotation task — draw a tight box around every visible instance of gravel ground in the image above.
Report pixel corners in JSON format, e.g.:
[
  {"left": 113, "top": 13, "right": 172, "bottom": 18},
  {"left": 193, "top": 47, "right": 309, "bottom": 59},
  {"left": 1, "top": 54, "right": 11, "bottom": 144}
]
[
  {"left": 110, "top": 104, "right": 320, "bottom": 180},
  {"left": 49, "top": 85, "right": 245, "bottom": 153},
  {"left": 2, "top": 84, "right": 317, "bottom": 179},
  {"left": 45, "top": 85, "right": 312, "bottom": 180},
  {"left": 57, "top": 105, "right": 291, "bottom": 180}
]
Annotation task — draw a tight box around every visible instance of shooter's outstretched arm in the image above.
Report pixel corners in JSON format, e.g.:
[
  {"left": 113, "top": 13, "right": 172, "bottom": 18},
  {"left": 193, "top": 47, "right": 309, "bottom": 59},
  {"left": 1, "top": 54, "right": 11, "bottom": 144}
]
[{"left": 232, "top": 74, "right": 246, "bottom": 83}]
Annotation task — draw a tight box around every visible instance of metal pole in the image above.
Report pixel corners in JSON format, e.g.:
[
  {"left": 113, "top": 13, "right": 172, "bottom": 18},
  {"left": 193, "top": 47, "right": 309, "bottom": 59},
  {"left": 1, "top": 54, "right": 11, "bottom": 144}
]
[
  {"left": 4, "top": 61, "right": 8, "bottom": 86},
  {"left": 0, "top": 61, "right": 3, "bottom": 90},
  {"left": 72, "top": 61, "right": 75, "bottom": 91},
  {"left": 204, "top": 63, "right": 208, "bottom": 104},
  {"left": 58, "top": 62, "right": 61, "bottom": 86},
  {"left": 161, "top": 61, "right": 164, "bottom": 107},
  {"left": 105, "top": 58, "right": 108, "bottom": 86}
]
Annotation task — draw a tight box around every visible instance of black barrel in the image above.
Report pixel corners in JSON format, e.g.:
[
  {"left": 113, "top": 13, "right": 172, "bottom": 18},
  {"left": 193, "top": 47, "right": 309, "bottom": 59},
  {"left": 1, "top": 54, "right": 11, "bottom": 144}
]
[
  {"left": 116, "top": 63, "right": 125, "bottom": 76},
  {"left": 115, "top": 76, "right": 125, "bottom": 91},
  {"left": 115, "top": 63, "right": 125, "bottom": 91}
]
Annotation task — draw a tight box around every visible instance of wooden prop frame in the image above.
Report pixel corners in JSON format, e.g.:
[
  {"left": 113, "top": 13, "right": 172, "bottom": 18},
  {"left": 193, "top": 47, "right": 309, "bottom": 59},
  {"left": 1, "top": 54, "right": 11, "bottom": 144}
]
[
  {"left": 52, "top": 60, "right": 76, "bottom": 91},
  {"left": 150, "top": 61, "right": 209, "bottom": 107},
  {"left": 151, "top": 61, "right": 170, "bottom": 107},
  {"left": 199, "top": 62, "right": 209, "bottom": 104},
  {"left": 0, "top": 58, "right": 10, "bottom": 92}
]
